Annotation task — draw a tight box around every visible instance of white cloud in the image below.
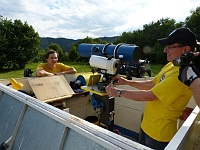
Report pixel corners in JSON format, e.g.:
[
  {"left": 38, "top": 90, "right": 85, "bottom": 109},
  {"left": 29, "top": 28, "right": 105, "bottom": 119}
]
[{"left": 0, "top": 0, "right": 199, "bottom": 39}]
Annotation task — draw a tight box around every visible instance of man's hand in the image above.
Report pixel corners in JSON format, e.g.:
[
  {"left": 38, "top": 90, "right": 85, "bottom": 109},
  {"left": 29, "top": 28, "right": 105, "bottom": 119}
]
[
  {"left": 105, "top": 85, "right": 118, "bottom": 97},
  {"left": 113, "top": 76, "right": 128, "bottom": 85}
]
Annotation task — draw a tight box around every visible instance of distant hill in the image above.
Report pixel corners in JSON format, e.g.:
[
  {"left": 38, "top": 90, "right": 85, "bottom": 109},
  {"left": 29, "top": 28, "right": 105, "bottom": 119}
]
[
  {"left": 100, "top": 36, "right": 118, "bottom": 42},
  {"left": 40, "top": 36, "right": 118, "bottom": 52},
  {"left": 40, "top": 37, "right": 79, "bottom": 52}
]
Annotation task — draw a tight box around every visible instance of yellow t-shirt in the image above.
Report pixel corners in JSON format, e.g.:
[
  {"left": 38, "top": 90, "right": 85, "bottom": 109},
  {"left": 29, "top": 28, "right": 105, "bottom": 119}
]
[
  {"left": 36, "top": 63, "right": 73, "bottom": 74},
  {"left": 141, "top": 62, "right": 192, "bottom": 142}
]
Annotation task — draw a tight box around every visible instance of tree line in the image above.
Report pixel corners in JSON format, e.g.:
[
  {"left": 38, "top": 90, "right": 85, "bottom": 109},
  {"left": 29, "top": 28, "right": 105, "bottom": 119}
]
[{"left": 0, "top": 6, "right": 200, "bottom": 70}]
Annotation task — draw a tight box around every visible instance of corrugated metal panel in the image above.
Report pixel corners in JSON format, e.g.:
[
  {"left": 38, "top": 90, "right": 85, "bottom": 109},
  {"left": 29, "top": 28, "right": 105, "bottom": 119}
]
[
  {"left": 0, "top": 93, "right": 24, "bottom": 143},
  {"left": 0, "top": 83, "right": 151, "bottom": 150},
  {"left": 13, "top": 107, "right": 65, "bottom": 150}
]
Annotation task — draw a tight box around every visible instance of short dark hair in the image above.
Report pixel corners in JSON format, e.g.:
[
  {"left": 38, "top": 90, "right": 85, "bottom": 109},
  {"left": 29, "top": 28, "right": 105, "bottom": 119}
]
[{"left": 45, "top": 50, "right": 59, "bottom": 59}]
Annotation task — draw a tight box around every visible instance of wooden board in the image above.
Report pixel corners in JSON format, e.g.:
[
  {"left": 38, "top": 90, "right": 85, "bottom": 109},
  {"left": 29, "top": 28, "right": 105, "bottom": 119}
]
[
  {"left": 61, "top": 94, "right": 96, "bottom": 119},
  {"left": 28, "top": 75, "right": 74, "bottom": 102}
]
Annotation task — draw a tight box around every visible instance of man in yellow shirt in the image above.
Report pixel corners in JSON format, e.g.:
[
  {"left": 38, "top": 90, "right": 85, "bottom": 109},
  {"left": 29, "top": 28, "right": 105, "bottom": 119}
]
[
  {"left": 36, "top": 50, "right": 77, "bottom": 77},
  {"left": 106, "top": 27, "right": 199, "bottom": 149}
]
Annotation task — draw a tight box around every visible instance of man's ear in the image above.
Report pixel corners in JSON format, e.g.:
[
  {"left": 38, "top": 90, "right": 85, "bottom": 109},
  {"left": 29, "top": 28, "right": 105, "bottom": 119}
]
[{"left": 183, "top": 46, "right": 191, "bottom": 52}]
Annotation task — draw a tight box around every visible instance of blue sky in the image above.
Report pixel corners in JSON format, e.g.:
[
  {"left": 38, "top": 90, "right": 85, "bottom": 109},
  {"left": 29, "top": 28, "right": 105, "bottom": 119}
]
[{"left": 0, "top": 0, "right": 199, "bottom": 39}]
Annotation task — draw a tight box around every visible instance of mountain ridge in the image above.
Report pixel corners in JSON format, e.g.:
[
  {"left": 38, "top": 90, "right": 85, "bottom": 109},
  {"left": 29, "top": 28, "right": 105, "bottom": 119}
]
[{"left": 40, "top": 36, "right": 118, "bottom": 51}]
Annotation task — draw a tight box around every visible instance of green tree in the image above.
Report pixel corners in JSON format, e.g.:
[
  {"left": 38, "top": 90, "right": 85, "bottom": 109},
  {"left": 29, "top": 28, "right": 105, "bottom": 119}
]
[
  {"left": 185, "top": 6, "right": 200, "bottom": 41},
  {"left": 32, "top": 49, "right": 46, "bottom": 62},
  {"left": 0, "top": 16, "right": 40, "bottom": 69},
  {"left": 142, "top": 18, "right": 182, "bottom": 63},
  {"left": 114, "top": 18, "right": 184, "bottom": 64},
  {"left": 68, "top": 45, "right": 78, "bottom": 61},
  {"left": 0, "top": 16, "right": 9, "bottom": 69},
  {"left": 47, "top": 43, "right": 65, "bottom": 61},
  {"left": 143, "top": 18, "right": 178, "bottom": 46}
]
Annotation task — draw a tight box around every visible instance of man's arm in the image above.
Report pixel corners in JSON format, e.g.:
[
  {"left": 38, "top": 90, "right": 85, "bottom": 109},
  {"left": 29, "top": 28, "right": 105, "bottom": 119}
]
[
  {"left": 36, "top": 70, "right": 54, "bottom": 77},
  {"left": 105, "top": 85, "right": 157, "bottom": 101},
  {"left": 178, "top": 64, "right": 200, "bottom": 86},
  {"left": 190, "top": 78, "right": 200, "bottom": 107},
  {"left": 55, "top": 67, "right": 77, "bottom": 75},
  {"left": 114, "top": 76, "right": 155, "bottom": 90}
]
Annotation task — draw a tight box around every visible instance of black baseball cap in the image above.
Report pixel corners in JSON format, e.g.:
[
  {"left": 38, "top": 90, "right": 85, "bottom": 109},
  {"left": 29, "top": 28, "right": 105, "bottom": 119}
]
[{"left": 158, "top": 27, "right": 199, "bottom": 47}]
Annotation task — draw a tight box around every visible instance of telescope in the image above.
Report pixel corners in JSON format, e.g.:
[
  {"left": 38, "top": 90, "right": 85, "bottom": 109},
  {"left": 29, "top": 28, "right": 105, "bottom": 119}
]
[
  {"left": 78, "top": 43, "right": 151, "bottom": 92},
  {"left": 78, "top": 43, "right": 141, "bottom": 66}
]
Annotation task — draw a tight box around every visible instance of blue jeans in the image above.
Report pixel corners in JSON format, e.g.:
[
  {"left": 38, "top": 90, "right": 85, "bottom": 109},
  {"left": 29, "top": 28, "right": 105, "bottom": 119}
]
[{"left": 140, "top": 130, "right": 169, "bottom": 150}]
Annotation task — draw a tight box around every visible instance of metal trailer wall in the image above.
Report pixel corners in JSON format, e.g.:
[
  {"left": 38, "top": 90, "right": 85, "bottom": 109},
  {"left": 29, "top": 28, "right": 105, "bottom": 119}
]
[
  {"left": 165, "top": 106, "right": 200, "bottom": 150},
  {"left": 0, "top": 83, "right": 151, "bottom": 150}
]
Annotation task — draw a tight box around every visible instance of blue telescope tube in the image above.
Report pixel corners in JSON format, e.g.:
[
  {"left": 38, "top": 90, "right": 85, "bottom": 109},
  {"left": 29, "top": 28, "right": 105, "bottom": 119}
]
[{"left": 78, "top": 43, "right": 141, "bottom": 65}]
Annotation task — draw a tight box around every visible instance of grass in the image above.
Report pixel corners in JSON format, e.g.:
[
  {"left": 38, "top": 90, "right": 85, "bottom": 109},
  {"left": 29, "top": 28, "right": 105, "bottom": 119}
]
[
  {"left": 148, "top": 63, "right": 164, "bottom": 77},
  {"left": 0, "top": 62, "right": 164, "bottom": 79}
]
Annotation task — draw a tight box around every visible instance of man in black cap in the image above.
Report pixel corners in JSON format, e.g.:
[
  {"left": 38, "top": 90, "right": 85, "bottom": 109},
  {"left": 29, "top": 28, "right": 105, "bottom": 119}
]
[
  {"left": 158, "top": 27, "right": 198, "bottom": 62},
  {"left": 106, "top": 27, "right": 198, "bottom": 149}
]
